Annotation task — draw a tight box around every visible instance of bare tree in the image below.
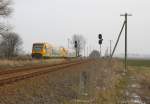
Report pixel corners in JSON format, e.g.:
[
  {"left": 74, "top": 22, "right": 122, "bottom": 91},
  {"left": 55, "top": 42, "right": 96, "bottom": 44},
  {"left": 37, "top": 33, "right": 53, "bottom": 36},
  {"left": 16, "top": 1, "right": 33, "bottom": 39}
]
[
  {"left": 0, "top": 0, "right": 12, "bottom": 43},
  {"left": 71, "top": 34, "right": 86, "bottom": 57},
  {"left": 0, "top": 32, "right": 22, "bottom": 58},
  {"left": 0, "top": 0, "right": 12, "bottom": 36},
  {"left": 0, "top": 0, "right": 21, "bottom": 59},
  {"left": 0, "top": 0, "right": 12, "bottom": 16}
]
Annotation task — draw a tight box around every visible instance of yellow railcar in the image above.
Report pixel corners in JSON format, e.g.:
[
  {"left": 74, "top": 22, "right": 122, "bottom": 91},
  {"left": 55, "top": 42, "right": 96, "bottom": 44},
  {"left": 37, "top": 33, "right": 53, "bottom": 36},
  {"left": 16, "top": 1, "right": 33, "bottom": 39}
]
[{"left": 32, "top": 42, "right": 68, "bottom": 58}]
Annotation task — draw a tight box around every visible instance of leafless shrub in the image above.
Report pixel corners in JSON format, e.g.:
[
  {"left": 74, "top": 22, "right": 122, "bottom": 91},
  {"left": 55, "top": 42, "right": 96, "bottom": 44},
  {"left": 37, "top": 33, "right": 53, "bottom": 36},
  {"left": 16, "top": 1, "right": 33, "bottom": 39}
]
[
  {"left": 89, "top": 50, "right": 100, "bottom": 58},
  {"left": 0, "top": 32, "right": 23, "bottom": 58}
]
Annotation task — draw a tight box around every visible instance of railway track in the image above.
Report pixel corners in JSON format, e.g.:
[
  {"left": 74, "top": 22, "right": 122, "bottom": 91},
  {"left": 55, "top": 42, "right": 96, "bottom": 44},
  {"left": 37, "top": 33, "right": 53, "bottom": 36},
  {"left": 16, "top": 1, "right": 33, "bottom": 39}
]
[{"left": 0, "top": 59, "right": 89, "bottom": 86}]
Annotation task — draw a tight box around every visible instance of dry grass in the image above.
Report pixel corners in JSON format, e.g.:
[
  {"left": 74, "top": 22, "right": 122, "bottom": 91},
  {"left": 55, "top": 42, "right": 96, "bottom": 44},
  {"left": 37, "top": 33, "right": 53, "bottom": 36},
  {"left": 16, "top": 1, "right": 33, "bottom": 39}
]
[
  {"left": 0, "top": 59, "right": 68, "bottom": 70},
  {"left": 128, "top": 66, "right": 150, "bottom": 103},
  {"left": 0, "top": 58, "right": 88, "bottom": 104},
  {"left": 0, "top": 58, "right": 126, "bottom": 104}
]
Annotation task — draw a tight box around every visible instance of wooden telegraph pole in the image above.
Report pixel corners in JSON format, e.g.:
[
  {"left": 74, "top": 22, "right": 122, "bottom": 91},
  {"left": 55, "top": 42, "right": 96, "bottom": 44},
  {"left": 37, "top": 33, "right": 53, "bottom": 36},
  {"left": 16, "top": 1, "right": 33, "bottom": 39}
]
[
  {"left": 111, "top": 13, "right": 132, "bottom": 73},
  {"left": 120, "top": 13, "right": 132, "bottom": 72}
]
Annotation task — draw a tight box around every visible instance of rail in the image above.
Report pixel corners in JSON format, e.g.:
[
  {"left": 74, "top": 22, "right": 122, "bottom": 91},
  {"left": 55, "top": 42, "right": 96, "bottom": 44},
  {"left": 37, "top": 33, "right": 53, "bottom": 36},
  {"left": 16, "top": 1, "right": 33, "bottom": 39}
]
[{"left": 0, "top": 59, "right": 89, "bottom": 86}]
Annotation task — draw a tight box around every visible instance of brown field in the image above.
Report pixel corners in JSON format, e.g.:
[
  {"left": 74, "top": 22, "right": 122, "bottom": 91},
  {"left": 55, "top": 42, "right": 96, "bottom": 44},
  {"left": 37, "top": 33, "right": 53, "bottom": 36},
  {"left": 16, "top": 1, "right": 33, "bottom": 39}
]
[{"left": 128, "top": 62, "right": 150, "bottom": 104}]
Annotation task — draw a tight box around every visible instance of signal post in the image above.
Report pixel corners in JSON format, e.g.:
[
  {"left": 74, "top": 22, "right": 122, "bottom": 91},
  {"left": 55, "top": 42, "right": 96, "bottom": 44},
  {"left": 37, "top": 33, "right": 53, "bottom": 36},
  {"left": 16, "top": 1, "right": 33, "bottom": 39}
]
[
  {"left": 98, "top": 34, "right": 103, "bottom": 57},
  {"left": 74, "top": 41, "right": 78, "bottom": 57}
]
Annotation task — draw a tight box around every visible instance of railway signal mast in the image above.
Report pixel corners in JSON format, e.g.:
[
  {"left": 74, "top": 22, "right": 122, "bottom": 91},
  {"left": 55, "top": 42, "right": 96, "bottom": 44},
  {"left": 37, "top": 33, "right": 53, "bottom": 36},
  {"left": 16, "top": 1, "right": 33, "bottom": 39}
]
[
  {"left": 98, "top": 34, "right": 103, "bottom": 57},
  {"left": 74, "top": 41, "right": 78, "bottom": 57}
]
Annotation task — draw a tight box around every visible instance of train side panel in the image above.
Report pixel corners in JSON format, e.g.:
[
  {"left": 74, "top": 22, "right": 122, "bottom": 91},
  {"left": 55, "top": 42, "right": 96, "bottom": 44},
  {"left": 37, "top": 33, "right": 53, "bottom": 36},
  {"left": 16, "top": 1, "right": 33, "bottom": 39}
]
[
  {"left": 42, "top": 43, "right": 52, "bottom": 58},
  {"left": 32, "top": 42, "right": 71, "bottom": 59}
]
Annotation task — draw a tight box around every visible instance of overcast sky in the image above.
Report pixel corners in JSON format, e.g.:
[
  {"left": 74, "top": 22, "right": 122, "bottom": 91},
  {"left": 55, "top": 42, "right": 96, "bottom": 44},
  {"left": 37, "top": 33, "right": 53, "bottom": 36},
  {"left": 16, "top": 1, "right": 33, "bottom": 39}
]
[{"left": 9, "top": 0, "right": 150, "bottom": 55}]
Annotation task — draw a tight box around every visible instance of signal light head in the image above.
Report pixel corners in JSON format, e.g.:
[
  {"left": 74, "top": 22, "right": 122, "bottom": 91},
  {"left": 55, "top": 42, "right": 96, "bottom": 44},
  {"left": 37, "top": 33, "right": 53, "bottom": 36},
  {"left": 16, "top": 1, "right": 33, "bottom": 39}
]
[
  {"left": 74, "top": 41, "right": 77, "bottom": 48},
  {"left": 99, "top": 39, "right": 103, "bottom": 45},
  {"left": 98, "top": 34, "right": 102, "bottom": 39},
  {"left": 98, "top": 34, "right": 103, "bottom": 44}
]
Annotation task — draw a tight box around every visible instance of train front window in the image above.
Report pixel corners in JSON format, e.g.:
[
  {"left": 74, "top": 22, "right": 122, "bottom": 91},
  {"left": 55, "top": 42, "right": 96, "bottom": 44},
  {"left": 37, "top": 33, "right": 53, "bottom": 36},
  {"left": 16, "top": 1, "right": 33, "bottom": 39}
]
[{"left": 33, "top": 44, "right": 44, "bottom": 52}]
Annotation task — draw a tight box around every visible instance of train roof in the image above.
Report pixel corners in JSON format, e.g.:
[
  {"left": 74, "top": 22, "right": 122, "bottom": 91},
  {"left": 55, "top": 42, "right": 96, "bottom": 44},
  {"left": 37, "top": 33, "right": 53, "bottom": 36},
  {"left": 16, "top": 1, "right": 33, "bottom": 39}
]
[
  {"left": 32, "top": 42, "right": 68, "bottom": 50},
  {"left": 33, "top": 42, "right": 49, "bottom": 44}
]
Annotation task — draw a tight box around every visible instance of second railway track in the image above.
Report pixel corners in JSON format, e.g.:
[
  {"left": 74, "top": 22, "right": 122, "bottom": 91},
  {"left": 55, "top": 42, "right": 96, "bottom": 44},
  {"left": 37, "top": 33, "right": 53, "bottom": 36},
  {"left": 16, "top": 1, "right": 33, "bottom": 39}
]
[{"left": 0, "top": 59, "right": 89, "bottom": 86}]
